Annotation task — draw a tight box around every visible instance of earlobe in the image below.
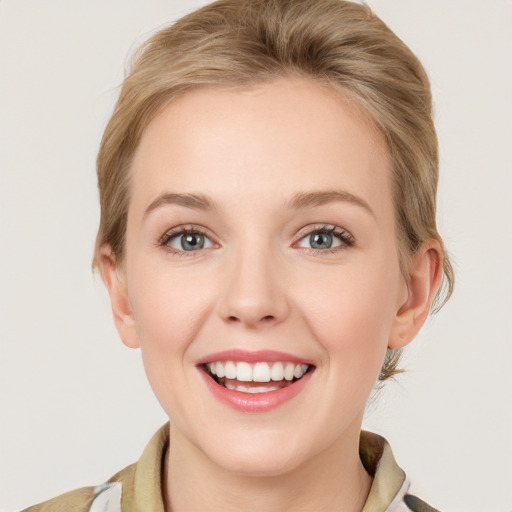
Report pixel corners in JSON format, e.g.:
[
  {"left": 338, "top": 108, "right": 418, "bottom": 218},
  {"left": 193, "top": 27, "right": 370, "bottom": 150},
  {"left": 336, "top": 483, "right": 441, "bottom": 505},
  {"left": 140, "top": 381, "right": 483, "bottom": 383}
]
[
  {"left": 388, "top": 240, "right": 443, "bottom": 349},
  {"left": 98, "top": 248, "right": 140, "bottom": 349}
]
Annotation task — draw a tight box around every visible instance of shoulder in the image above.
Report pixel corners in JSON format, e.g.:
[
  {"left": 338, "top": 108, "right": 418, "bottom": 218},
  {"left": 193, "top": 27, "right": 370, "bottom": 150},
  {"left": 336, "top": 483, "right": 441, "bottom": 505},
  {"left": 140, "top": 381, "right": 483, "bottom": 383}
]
[
  {"left": 21, "top": 486, "right": 96, "bottom": 512},
  {"left": 21, "top": 465, "right": 134, "bottom": 512},
  {"left": 389, "top": 478, "right": 442, "bottom": 512},
  {"left": 359, "top": 431, "right": 442, "bottom": 512},
  {"left": 19, "top": 424, "right": 168, "bottom": 512}
]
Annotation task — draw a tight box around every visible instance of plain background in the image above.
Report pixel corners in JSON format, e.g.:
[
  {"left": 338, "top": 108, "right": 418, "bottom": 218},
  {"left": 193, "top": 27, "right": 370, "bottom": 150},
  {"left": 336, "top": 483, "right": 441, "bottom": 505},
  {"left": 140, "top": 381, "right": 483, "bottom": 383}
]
[{"left": 0, "top": 1, "right": 511, "bottom": 511}]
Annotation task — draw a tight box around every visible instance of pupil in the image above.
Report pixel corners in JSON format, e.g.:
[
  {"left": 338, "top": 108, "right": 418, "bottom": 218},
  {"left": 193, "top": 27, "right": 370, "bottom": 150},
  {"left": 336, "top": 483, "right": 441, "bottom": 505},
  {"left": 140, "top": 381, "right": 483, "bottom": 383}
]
[
  {"left": 181, "top": 233, "right": 204, "bottom": 250},
  {"left": 310, "top": 232, "right": 332, "bottom": 249}
]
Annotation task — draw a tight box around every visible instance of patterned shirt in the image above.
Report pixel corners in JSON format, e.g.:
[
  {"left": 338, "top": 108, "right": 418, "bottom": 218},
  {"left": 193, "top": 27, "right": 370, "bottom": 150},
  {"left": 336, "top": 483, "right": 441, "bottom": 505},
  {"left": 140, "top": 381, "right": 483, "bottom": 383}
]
[{"left": 23, "top": 424, "right": 440, "bottom": 511}]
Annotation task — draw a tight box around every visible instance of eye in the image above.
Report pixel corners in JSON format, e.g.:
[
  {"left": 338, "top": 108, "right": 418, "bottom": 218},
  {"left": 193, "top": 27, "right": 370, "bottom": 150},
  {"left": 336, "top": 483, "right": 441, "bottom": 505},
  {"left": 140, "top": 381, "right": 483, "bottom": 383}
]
[
  {"left": 160, "top": 227, "right": 215, "bottom": 253},
  {"left": 296, "top": 225, "right": 354, "bottom": 251},
  {"left": 300, "top": 231, "right": 340, "bottom": 250},
  {"left": 170, "top": 232, "right": 213, "bottom": 251}
]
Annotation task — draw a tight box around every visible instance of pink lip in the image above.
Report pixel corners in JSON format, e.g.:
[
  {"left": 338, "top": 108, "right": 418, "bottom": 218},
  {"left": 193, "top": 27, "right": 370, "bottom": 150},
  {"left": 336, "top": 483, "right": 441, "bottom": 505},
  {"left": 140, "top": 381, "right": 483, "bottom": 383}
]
[
  {"left": 199, "top": 369, "right": 313, "bottom": 413},
  {"left": 196, "top": 349, "right": 313, "bottom": 365},
  {"left": 197, "top": 350, "right": 315, "bottom": 413}
]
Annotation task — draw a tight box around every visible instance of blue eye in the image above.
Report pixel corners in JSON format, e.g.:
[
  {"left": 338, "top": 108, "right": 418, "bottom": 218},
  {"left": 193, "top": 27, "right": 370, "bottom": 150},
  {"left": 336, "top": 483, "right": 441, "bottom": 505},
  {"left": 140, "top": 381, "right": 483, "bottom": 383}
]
[
  {"left": 166, "top": 231, "right": 214, "bottom": 252},
  {"left": 296, "top": 226, "right": 354, "bottom": 251}
]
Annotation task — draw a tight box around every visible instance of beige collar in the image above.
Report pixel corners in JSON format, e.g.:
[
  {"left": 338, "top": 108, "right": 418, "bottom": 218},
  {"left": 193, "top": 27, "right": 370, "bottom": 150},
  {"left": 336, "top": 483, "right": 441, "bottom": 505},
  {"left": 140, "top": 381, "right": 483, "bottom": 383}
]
[{"left": 121, "top": 424, "right": 406, "bottom": 512}]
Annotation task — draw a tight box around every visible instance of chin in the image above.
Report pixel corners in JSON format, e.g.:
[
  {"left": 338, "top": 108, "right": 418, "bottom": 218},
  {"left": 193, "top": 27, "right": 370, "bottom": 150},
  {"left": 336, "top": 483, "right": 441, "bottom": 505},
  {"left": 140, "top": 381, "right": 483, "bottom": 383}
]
[
  {"left": 195, "top": 427, "right": 315, "bottom": 478},
  {"left": 213, "top": 448, "right": 305, "bottom": 478}
]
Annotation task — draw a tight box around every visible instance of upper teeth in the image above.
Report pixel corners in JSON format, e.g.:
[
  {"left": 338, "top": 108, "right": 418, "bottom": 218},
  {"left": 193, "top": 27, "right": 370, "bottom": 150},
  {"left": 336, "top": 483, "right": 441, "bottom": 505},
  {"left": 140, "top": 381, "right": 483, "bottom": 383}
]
[{"left": 206, "top": 361, "right": 309, "bottom": 382}]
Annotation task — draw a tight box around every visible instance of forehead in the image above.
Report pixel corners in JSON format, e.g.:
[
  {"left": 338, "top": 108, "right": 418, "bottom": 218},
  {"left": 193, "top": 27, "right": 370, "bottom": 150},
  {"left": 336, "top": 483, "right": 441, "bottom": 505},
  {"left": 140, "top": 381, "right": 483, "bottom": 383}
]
[{"left": 129, "top": 77, "right": 392, "bottom": 217}]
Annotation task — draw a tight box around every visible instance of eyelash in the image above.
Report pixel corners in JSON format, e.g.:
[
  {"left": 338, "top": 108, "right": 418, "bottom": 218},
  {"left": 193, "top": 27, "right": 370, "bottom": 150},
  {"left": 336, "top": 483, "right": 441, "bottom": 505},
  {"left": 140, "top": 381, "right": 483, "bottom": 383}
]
[
  {"left": 158, "top": 225, "right": 216, "bottom": 257},
  {"left": 293, "top": 224, "right": 355, "bottom": 255},
  {"left": 158, "top": 223, "right": 355, "bottom": 257}
]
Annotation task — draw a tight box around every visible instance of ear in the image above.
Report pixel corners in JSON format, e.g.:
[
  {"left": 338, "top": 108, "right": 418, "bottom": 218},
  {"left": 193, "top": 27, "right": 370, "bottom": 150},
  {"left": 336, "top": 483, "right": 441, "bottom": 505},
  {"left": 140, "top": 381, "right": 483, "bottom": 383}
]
[
  {"left": 389, "top": 240, "right": 443, "bottom": 349},
  {"left": 98, "top": 248, "right": 140, "bottom": 349}
]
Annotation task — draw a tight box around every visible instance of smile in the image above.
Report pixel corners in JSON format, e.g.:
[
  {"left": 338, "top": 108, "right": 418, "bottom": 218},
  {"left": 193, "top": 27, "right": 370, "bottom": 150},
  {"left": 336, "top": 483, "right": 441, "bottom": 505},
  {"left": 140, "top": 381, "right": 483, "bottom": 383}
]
[
  {"left": 204, "top": 361, "right": 311, "bottom": 393},
  {"left": 198, "top": 350, "right": 315, "bottom": 412}
]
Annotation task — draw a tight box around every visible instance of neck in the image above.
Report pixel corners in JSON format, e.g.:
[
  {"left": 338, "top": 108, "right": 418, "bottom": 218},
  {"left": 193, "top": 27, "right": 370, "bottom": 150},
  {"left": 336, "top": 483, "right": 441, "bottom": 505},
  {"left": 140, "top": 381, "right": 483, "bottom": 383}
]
[{"left": 163, "top": 421, "right": 372, "bottom": 512}]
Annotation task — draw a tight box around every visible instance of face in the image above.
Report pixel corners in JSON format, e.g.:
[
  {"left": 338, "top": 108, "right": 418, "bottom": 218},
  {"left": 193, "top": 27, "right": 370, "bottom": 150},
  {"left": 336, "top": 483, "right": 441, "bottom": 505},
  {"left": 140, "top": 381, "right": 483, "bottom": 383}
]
[{"left": 114, "top": 77, "right": 411, "bottom": 476}]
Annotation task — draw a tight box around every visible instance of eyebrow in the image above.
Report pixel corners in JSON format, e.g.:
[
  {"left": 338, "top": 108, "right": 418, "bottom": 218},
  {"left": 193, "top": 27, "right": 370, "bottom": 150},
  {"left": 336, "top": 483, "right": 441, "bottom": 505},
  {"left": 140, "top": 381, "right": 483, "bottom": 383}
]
[
  {"left": 286, "top": 190, "right": 374, "bottom": 216},
  {"left": 144, "top": 193, "right": 216, "bottom": 218},
  {"left": 143, "top": 189, "right": 374, "bottom": 218}
]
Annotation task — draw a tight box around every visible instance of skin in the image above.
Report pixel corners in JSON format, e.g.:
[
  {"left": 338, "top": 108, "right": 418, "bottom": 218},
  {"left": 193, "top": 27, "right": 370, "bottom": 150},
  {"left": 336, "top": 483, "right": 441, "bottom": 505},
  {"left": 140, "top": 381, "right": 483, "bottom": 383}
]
[{"left": 100, "top": 77, "right": 442, "bottom": 512}]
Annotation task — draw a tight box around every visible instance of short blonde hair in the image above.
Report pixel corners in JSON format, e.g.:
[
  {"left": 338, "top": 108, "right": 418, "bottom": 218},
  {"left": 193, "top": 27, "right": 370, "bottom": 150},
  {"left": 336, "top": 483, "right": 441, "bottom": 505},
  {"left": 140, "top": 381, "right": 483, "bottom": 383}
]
[{"left": 94, "top": 0, "right": 454, "bottom": 381}]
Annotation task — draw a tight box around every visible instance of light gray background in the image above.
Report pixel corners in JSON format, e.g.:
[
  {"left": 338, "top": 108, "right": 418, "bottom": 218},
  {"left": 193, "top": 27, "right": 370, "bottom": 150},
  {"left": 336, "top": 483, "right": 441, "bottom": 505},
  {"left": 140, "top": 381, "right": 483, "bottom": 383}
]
[{"left": 1, "top": 1, "right": 511, "bottom": 511}]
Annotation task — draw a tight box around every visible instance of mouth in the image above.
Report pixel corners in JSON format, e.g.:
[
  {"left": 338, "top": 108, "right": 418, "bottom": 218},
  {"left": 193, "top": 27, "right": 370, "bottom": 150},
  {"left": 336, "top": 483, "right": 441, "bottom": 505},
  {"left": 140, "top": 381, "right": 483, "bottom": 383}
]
[{"left": 201, "top": 360, "right": 314, "bottom": 394}]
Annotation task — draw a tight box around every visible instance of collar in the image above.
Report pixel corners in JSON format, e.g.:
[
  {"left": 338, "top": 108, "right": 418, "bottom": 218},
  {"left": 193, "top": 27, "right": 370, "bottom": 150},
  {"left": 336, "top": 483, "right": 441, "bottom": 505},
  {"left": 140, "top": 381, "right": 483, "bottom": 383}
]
[
  {"left": 360, "top": 430, "right": 407, "bottom": 511},
  {"left": 119, "top": 424, "right": 406, "bottom": 511}
]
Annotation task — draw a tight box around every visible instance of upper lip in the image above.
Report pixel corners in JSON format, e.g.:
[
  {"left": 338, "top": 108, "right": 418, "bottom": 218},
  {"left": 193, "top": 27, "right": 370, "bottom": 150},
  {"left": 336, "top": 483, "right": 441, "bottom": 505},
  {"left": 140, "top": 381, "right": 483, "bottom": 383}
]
[{"left": 196, "top": 349, "right": 314, "bottom": 366}]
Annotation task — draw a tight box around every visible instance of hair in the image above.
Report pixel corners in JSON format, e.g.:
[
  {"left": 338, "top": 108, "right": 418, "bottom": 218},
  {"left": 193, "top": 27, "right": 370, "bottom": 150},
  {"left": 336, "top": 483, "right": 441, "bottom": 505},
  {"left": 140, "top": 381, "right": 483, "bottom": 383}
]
[{"left": 93, "top": 0, "right": 454, "bottom": 381}]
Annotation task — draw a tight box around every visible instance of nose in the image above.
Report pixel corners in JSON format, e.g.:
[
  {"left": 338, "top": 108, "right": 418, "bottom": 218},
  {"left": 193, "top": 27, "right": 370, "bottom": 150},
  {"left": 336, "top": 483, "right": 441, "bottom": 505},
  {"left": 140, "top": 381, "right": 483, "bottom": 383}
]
[{"left": 217, "top": 246, "right": 290, "bottom": 330}]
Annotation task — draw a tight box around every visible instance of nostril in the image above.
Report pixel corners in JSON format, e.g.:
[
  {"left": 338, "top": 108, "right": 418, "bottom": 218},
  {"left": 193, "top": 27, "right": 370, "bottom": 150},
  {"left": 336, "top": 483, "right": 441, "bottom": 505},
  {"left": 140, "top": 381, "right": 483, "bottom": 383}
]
[{"left": 226, "top": 314, "right": 275, "bottom": 324}]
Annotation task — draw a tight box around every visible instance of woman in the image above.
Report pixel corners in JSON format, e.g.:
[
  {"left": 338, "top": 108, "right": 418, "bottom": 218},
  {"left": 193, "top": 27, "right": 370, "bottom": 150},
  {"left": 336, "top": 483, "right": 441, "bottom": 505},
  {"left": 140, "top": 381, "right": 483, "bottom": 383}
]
[{"left": 24, "top": 0, "right": 453, "bottom": 510}]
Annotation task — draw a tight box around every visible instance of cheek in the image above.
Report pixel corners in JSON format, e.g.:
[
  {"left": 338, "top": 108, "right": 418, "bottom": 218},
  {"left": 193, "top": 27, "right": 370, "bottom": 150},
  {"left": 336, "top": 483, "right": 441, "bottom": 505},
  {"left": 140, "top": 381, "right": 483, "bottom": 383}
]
[
  {"left": 127, "top": 265, "right": 213, "bottom": 377},
  {"left": 129, "top": 259, "right": 210, "bottom": 337},
  {"left": 126, "top": 268, "right": 216, "bottom": 420},
  {"left": 299, "top": 257, "right": 400, "bottom": 362}
]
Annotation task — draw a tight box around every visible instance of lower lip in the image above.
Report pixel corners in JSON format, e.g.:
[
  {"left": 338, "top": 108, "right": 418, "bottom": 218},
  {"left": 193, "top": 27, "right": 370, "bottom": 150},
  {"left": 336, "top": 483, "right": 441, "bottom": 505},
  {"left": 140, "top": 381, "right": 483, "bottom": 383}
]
[{"left": 199, "top": 369, "right": 313, "bottom": 413}]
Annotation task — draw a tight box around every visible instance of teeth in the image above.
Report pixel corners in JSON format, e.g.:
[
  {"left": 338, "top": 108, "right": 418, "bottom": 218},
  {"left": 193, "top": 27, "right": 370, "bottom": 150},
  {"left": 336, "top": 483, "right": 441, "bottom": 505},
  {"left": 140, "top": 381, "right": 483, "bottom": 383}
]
[
  {"left": 224, "top": 361, "right": 237, "bottom": 379},
  {"left": 271, "top": 362, "right": 284, "bottom": 381},
  {"left": 236, "top": 362, "right": 253, "bottom": 382},
  {"left": 206, "top": 361, "right": 309, "bottom": 383},
  {"left": 215, "top": 361, "right": 225, "bottom": 378},
  {"left": 284, "top": 363, "right": 295, "bottom": 381},
  {"left": 224, "top": 382, "right": 282, "bottom": 393},
  {"left": 294, "top": 363, "right": 306, "bottom": 379},
  {"left": 253, "top": 362, "right": 271, "bottom": 382}
]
